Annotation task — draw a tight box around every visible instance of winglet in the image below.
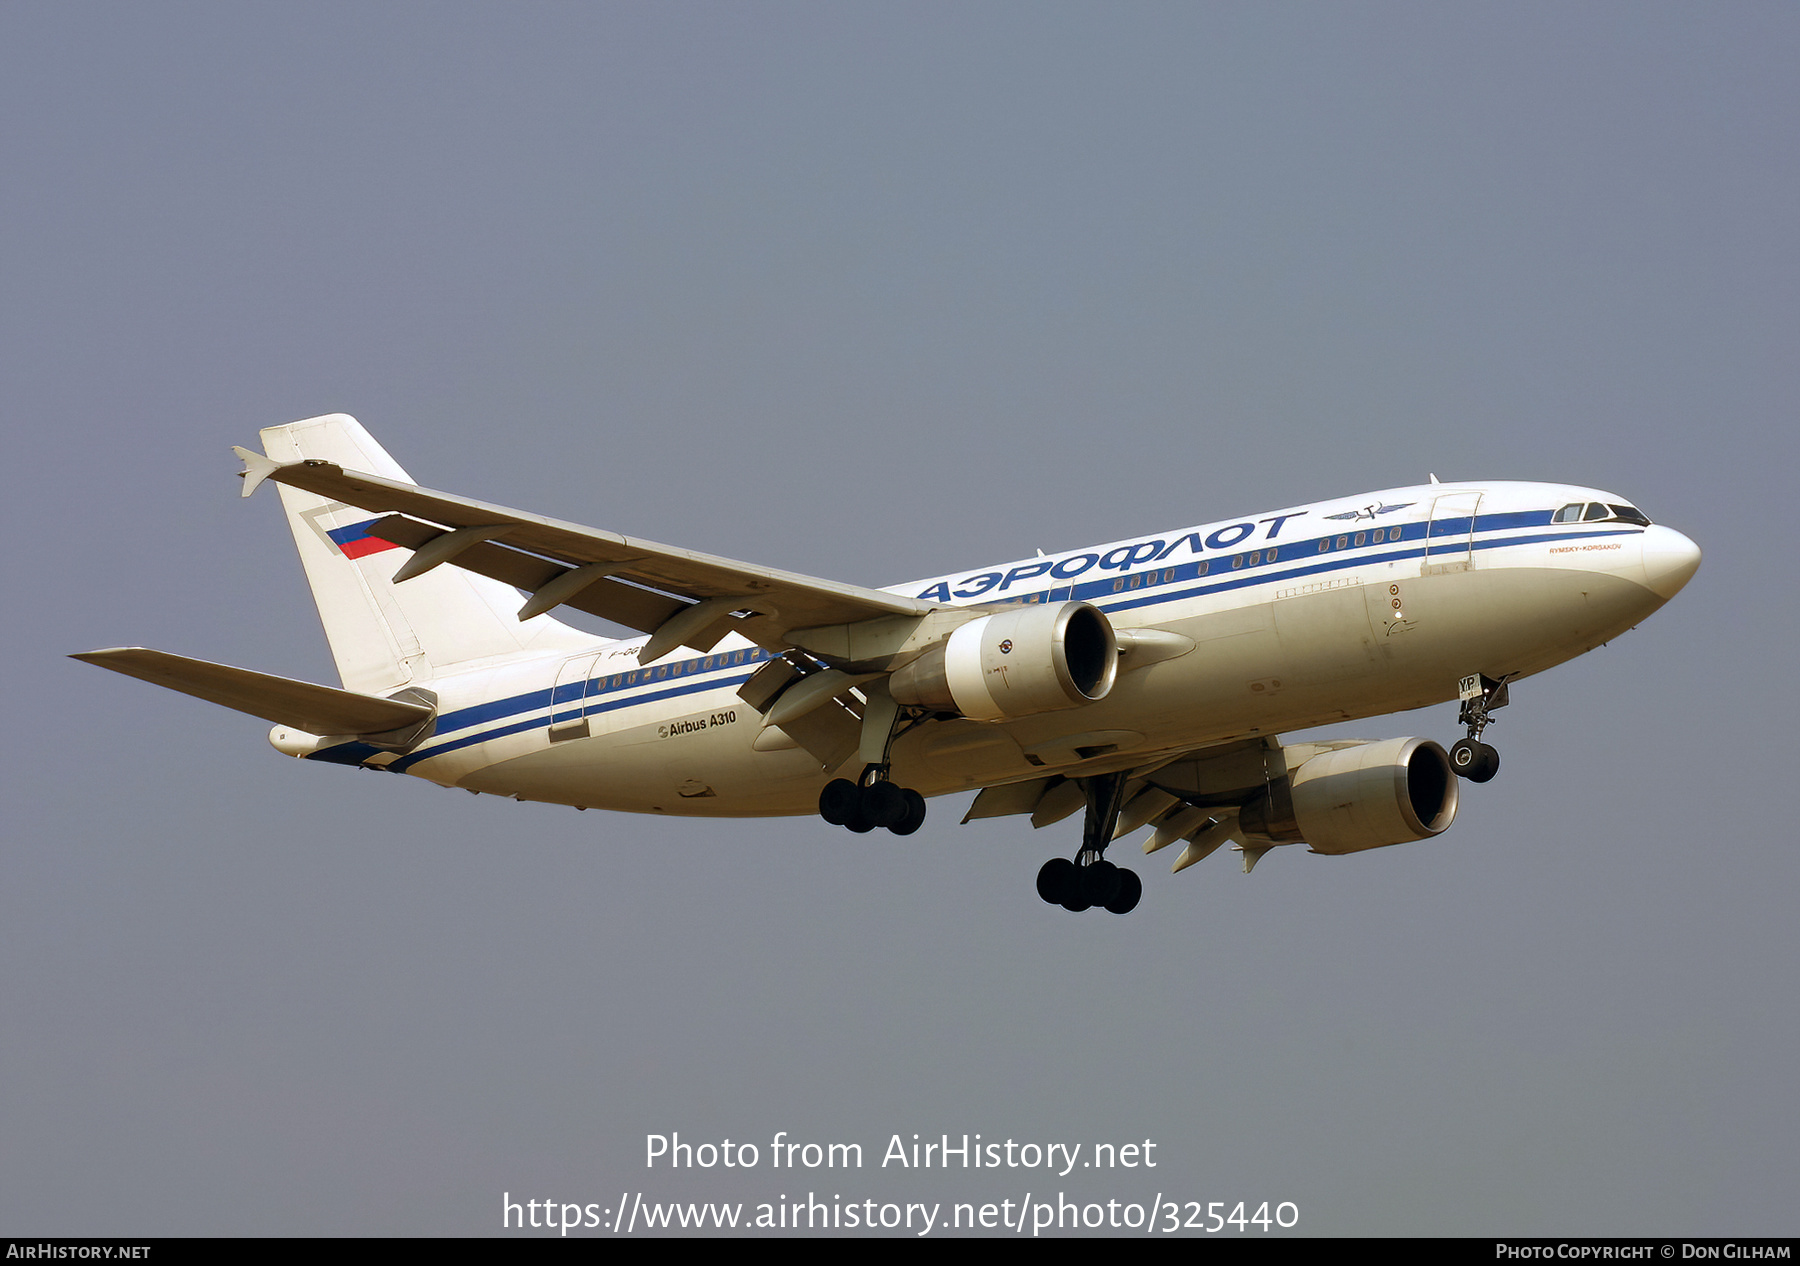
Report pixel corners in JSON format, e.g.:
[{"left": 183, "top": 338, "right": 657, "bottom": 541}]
[{"left": 233, "top": 446, "right": 281, "bottom": 498}]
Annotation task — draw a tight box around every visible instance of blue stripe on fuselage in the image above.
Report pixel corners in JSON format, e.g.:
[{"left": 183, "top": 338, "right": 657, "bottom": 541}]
[{"left": 382, "top": 673, "right": 759, "bottom": 773}]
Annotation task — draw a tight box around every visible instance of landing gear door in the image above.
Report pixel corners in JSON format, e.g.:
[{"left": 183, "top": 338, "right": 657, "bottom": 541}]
[
  {"left": 1422, "top": 492, "right": 1482, "bottom": 576},
  {"left": 549, "top": 653, "right": 600, "bottom": 742}
]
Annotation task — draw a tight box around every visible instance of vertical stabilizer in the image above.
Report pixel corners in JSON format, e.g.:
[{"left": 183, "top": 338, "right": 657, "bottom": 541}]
[{"left": 261, "top": 414, "right": 596, "bottom": 694}]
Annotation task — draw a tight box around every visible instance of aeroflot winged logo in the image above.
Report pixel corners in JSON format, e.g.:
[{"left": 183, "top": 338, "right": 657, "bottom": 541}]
[{"left": 1324, "top": 502, "right": 1415, "bottom": 522}]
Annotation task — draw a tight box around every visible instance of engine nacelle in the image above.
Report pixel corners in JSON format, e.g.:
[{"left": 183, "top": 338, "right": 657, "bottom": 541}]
[
  {"left": 1239, "top": 736, "right": 1458, "bottom": 854},
  {"left": 890, "top": 601, "right": 1118, "bottom": 721}
]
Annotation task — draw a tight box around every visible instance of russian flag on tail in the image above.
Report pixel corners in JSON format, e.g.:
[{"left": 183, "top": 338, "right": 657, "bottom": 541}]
[{"left": 326, "top": 519, "right": 403, "bottom": 560}]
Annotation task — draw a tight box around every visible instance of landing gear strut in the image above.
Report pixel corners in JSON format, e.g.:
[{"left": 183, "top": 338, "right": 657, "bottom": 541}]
[
  {"left": 817, "top": 680, "right": 927, "bottom": 836},
  {"left": 1034, "top": 771, "right": 1143, "bottom": 914},
  {"left": 1451, "top": 672, "right": 1509, "bottom": 784}
]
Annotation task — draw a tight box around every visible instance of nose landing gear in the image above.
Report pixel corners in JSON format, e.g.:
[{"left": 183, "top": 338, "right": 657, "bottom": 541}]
[{"left": 1451, "top": 673, "right": 1511, "bottom": 783}]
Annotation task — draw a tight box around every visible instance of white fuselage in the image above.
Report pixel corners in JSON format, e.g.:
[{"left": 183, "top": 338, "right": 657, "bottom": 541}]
[{"left": 308, "top": 480, "right": 1698, "bottom": 817}]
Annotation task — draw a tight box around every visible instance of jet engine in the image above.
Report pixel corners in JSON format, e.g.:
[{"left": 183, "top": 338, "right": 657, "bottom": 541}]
[
  {"left": 1238, "top": 736, "right": 1458, "bottom": 854},
  {"left": 889, "top": 600, "right": 1118, "bottom": 721}
]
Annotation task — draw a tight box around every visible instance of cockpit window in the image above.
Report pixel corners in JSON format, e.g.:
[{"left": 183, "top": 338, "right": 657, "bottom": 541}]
[{"left": 1554, "top": 501, "right": 1652, "bottom": 527}]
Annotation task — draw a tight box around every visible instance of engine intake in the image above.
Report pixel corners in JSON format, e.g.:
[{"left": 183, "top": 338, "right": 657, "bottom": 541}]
[{"left": 890, "top": 601, "right": 1117, "bottom": 721}]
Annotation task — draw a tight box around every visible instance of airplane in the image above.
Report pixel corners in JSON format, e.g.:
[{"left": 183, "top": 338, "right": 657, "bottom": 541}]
[{"left": 74, "top": 414, "right": 1702, "bottom": 915}]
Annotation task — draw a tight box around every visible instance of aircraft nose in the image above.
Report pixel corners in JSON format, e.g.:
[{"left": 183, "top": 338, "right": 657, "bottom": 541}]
[{"left": 1640, "top": 525, "right": 1701, "bottom": 600}]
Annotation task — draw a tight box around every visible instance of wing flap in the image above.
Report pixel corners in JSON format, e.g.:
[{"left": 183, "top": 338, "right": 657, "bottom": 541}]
[
  {"left": 962, "top": 777, "right": 1057, "bottom": 822},
  {"left": 72, "top": 648, "right": 434, "bottom": 736},
  {"left": 366, "top": 515, "right": 686, "bottom": 636}
]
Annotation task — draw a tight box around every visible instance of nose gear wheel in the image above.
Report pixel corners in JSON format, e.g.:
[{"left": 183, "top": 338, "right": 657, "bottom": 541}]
[{"left": 1453, "top": 673, "right": 1512, "bottom": 784}]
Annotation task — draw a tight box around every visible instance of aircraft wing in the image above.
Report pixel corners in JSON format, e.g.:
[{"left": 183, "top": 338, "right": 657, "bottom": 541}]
[
  {"left": 961, "top": 737, "right": 1276, "bottom": 872},
  {"left": 242, "top": 452, "right": 935, "bottom": 660},
  {"left": 960, "top": 732, "right": 1430, "bottom": 875}
]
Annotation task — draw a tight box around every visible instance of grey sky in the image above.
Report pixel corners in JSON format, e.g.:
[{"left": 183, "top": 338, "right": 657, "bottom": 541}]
[{"left": 3, "top": 2, "right": 1794, "bottom": 1235}]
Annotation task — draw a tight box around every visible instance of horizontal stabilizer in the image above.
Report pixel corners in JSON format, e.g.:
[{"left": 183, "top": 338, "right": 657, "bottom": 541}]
[
  {"left": 232, "top": 445, "right": 280, "bottom": 497},
  {"left": 72, "top": 647, "right": 434, "bottom": 736}
]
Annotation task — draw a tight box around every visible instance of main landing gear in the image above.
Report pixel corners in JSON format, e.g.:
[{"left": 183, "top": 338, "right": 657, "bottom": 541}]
[
  {"left": 817, "top": 679, "right": 927, "bottom": 836},
  {"left": 1450, "top": 672, "right": 1511, "bottom": 784},
  {"left": 819, "top": 769, "right": 927, "bottom": 835},
  {"left": 1034, "top": 771, "right": 1143, "bottom": 915}
]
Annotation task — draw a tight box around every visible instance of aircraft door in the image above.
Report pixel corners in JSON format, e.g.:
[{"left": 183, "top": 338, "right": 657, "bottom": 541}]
[
  {"left": 1422, "top": 492, "right": 1482, "bottom": 575},
  {"left": 1273, "top": 585, "right": 1382, "bottom": 686},
  {"left": 549, "top": 653, "right": 600, "bottom": 742}
]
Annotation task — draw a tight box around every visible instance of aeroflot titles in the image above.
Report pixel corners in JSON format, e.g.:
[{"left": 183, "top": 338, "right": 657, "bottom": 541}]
[{"left": 913, "top": 512, "right": 1310, "bottom": 602}]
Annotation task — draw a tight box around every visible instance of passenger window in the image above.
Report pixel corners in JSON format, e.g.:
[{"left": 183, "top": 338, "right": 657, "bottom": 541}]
[
  {"left": 1336, "top": 536, "right": 1348, "bottom": 550},
  {"left": 1354, "top": 532, "right": 1366, "bottom": 547}
]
